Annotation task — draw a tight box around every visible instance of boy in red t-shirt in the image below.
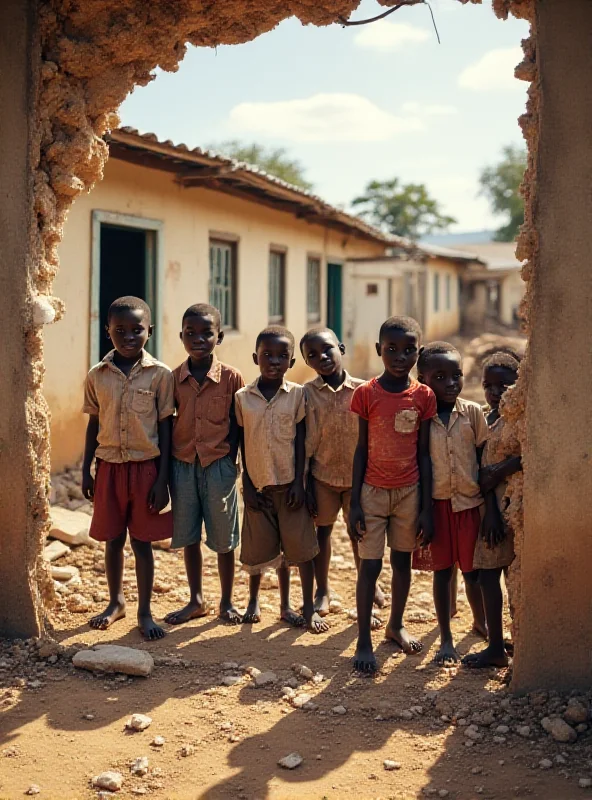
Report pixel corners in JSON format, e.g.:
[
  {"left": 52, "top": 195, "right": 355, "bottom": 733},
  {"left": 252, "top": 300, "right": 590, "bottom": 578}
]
[{"left": 350, "top": 316, "right": 436, "bottom": 672}]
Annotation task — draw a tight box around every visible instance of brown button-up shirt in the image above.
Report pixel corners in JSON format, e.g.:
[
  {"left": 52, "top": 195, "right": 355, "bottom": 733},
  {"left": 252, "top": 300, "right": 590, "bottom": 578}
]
[
  {"left": 430, "top": 397, "right": 489, "bottom": 512},
  {"left": 235, "top": 379, "right": 306, "bottom": 491},
  {"left": 82, "top": 349, "right": 175, "bottom": 464},
  {"left": 172, "top": 356, "right": 244, "bottom": 467},
  {"left": 304, "top": 372, "right": 364, "bottom": 488}
]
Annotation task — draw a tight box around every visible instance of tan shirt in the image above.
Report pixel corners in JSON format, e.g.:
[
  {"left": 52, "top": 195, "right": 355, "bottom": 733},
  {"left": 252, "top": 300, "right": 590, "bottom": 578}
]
[
  {"left": 172, "top": 356, "right": 244, "bottom": 467},
  {"left": 82, "top": 349, "right": 175, "bottom": 464},
  {"left": 235, "top": 379, "right": 306, "bottom": 491},
  {"left": 430, "top": 397, "right": 489, "bottom": 512},
  {"left": 304, "top": 372, "right": 364, "bottom": 488}
]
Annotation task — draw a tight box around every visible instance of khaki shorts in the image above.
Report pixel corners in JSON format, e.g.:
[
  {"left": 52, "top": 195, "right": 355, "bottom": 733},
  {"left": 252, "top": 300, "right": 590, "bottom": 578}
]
[
  {"left": 358, "top": 483, "right": 419, "bottom": 560},
  {"left": 314, "top": 480, "right": 351, "bottom": 529},
  {"left": 240, "top": 485, "right": 319, "bottom": 574}
]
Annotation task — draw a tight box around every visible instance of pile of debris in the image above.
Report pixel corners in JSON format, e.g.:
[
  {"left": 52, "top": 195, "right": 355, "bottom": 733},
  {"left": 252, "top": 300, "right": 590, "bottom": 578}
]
[{"left": 50, "top": 464, "right": 92, "bottom": 515}]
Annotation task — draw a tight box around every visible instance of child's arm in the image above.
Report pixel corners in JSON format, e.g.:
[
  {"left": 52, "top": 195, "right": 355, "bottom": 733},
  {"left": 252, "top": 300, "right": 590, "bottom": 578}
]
[
  {"left": 480, "top": 456, "right": 522, "bottom": 494},
  {"left": 82, "top": 415, "right": 99, "bottom": 500},
  {"left": 227, "top": 394, "right": 240, "bottom": 464},
  {"left": 349, "top": 418, "right": 369, "bottom": 542},
  {"left": 287, "top": 419, "right": 306, "bottom": 509},
  {"left": 417, "top": 419, "right": 434, "bottom": 546},
  {"left": 149, "top": 416, "right": 172, "bottom": 513},
  {"left": 239, "top": 427, "right": 269, "bottom": 511},
  {"left": 482, "top": 490, "right": 506, "bottom": 548}
]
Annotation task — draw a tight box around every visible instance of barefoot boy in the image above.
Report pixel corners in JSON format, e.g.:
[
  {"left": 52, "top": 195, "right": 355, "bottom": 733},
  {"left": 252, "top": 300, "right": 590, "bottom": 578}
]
[
  {"left": 464, "top": 352, "right": 521, "bottom": 669},
  {"left": 236, "top": 325, "right": 328, "bottom": 634},
  {"left": 301, "top": 327, "right": 386, "bottom": 620},
  {"left": 350, "top": 316, "right": 436, "bottom": 672},
  {"left": 82, "top": 296, "right": 174, "bottom": 640},
  {"left": 416, "top": 342, "right": 489, "bottom": 664},
  {"left": 165, "top": 303, "right": 244, "bottom": 626}
]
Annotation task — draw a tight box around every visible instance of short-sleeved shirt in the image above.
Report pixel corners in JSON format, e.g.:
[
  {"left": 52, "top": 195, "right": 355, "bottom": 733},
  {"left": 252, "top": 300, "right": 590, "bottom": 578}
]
[
  {"left": 172, "top": 356, "right": 244, "bottom": 467},
  {"left": 304, "top": 372, "right": 364, "bottom": 488},
  {"left": 235, "top": 379, "right": 306, "bottom": 492},
  {"left": 350, "top": 378, "right": 436, "bottom": 489},
  {"left": 430, "top": 397, "right": 489, "bottom": 512},
  {"left": 82, "top": 349, "right": 175, "bottom": 464}
]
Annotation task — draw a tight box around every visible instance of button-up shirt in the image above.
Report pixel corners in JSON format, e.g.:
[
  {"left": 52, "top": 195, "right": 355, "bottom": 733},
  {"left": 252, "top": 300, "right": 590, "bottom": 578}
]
[
  {"left": 235, "top": 379, "right": 306, "bottom": 491},
  {"left": 172, "top": 356, "right": 244, "bottom": 467},
  {"left": 430, "top": 396, "right": 489, "bottom": 512},
  {"left": 82, "top": 349, "right": 175, "bottom": 463},
  {"left": 304, "top": 372, "right": 364, "bottom": 488}
]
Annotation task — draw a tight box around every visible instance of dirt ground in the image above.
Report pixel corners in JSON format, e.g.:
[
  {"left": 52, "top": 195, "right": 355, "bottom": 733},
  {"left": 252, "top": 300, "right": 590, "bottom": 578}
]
[{"left": 1, "top": 515, "right": 591, "bottom": 800}]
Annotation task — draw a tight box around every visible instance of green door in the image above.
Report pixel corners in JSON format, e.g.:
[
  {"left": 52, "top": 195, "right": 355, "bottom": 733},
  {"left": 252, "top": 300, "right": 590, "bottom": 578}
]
[{"left": 327, "top": 263, "right": 343, "bottom": 340}]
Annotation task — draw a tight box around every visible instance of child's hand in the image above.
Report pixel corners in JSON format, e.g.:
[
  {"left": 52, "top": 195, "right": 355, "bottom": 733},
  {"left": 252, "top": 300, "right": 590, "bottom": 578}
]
[
  {"left": 349, "top": 503, "right": 366, "bottom": 542},
  {"left": 483, "top": 505, "right": 506, "bottom": 548},
  {"left": 148, "top": 476, "right": 169, "bottom": 514},
  {"left": 243, "top": 476, "right": 265, "bottom": 512},
  {"left": 82, "top": 470, "right": 94, "bottom": 501},
  {"left": 479, "top": 465, "right": 499, "bottom": 494},
  {"left": 417, "top": 507, "right": 434, "bottom": 547},
  {"left": 286, "top": 480, "right": 305, "bottom": 510},
  {"left": 305, "top": 477, "right": 318, "bottom": 518}
]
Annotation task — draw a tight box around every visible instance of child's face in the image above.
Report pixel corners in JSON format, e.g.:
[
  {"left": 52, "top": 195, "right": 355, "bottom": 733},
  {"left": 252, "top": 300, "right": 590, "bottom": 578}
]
[
  {"left": 106, "top": 309, "right": 151, "bottom": 360},
  {"left": 253, "top": 335, "right": 295, "bottom": 381},
  {"left": 180, "top": 313, "right": 222, "bottom": 360},
  {"left": 376, "top": 329, "right": 419, "bottom": 379},
  {"left": 419, "top": 352, "right": 464, "bottom": 406},
  {"left": 482, "top": 365, "right": 517, "bottom": 410},
  {"left": 302, "top": 332, "right": 345, "bottom": 378}
]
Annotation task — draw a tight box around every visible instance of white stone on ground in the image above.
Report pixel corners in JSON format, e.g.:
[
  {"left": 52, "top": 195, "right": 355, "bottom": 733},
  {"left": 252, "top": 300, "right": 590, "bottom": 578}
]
[
  {"left": 49, "top": 507, "right": 92, "bottom": 546},
  {"left": 541, "top": 716, "right": 577, "bottom": 743},
  {"left": 73, "top": 646, "right": 154, "bottom": 677},
  {"left": 92, "top": 771, "right": 123, "bottom": 792},
  {"left": 278, "top": 753, "right": 303, "bottom": 769},
  {"left": 43, "top": 540, "right": 70, "bottom": 562},
  {"left": 130, "top": 757, "right": 149, "bottom": 776},
  {"left": 126, "top": 714, "right": 153, "bottom": 732},
  {"left": 384, "top": 760, "right": 401, "bottom": 771},
  {"left": 51, "top": 565, "right": 80, "bottom": 582}
]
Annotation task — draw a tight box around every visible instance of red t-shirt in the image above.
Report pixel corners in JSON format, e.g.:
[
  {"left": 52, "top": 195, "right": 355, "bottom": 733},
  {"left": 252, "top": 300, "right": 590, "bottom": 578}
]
[{"left": 350, "top": 378, "right": 437, "bottom": 489}]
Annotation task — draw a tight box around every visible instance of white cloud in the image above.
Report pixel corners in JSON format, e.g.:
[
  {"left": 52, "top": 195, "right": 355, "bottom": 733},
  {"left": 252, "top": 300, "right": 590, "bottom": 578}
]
[
  {"left": 228, "top": 93, "right": 424, "bottom": 143},
  {"left": 353, "top": 21, "right": 430, "bottom": 51},
  {"left": 458, "top": 47, "right": 523, "bottom": 92},
  {"left": 401, "top": 102, "right": 457, "bottom": 116}
]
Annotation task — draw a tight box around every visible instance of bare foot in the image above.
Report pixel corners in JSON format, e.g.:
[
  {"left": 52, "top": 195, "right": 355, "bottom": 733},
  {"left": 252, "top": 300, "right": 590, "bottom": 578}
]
[
  {"left": 462, "top": 645, "right": 509, "bottom": 669},
  {"left": 164, "top": 600, "right": 208, "bottom": 626},
  {"left": 385, "top": 623, "right": 423, "bottom": 654},
  {"left": 306, "top": 611, "right": 329, "bottom": 634},
  {"left": 218, "top": 600, "right": 243, "bottom": 625},
  {"left": 434, "top": 639, "right": 459, "bottom": 665},
  {"left": 242, "top": 599, "right": 261, "bottom": 624},
  {"left": 374, "top": 583, "right": 387, "bottom": 609},
  {"left": 89, "top": 600, "right": 126, "bottom": 630},
  {"left": 314, "top": 591, "right": 331, "bottom": 617},
  {"left": 138, "top": 613, "right": 165, "bottom": 640},
  {"left": 280, "top": 607, "right": 306, "bottom": 628},
  {"left": 504, "top": 640, "right": 514, "bottom": 656},
  {"left": 353, "top": 644, "right": 378, "bottom": 674},
  {"left": 347, "top": 608, "right": 383, "bottom": 630},
  {"left": 450, "top": 603, "right": 459, "bottom": 619},
  {"left": 471, "top": 621, "right": 488, "bottom": 640}
]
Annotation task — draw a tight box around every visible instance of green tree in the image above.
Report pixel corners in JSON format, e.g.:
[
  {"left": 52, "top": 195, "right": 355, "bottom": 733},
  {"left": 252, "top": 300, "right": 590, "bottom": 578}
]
[
  {"left": 351, "top": 179, "right": 456, "bottom": 240},
  {"left": 209, "top": 140, "right": 313, "bottom": 191},
  {"left": 479, "top": 145, "right": 526, "bottom": 242}
]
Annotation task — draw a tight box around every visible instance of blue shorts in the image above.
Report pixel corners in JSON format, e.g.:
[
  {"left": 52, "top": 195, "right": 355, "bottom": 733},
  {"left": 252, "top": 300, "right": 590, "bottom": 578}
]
[{"left": 170, "top": 455, "right": 239, "bottom": 553}]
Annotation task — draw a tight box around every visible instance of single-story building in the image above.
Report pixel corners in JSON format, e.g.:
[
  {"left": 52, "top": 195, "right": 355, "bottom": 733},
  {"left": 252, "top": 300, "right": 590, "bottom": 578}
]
[{"left": 46, "top": 127, "right": 390, "bottom": 470}]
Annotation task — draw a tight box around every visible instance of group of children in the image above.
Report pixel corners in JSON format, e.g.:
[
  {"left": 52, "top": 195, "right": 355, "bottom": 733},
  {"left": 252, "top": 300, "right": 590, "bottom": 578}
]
[{"left": 81, "top": 295, "right": 520, "bottom": 673}]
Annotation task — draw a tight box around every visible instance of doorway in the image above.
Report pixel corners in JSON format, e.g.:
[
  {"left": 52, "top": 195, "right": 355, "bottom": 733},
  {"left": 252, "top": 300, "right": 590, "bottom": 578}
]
[
  {"left": 327, "top": 262, "right": 343, "bottom": 340},
  {"left": 90, "top": 211, "right": 163, "bottom": 365}
]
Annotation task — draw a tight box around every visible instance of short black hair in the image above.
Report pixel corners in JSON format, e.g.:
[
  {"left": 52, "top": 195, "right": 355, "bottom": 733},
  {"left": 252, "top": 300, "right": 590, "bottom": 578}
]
[
  {"left": 182, "top": 303, "right": 221, "bottom": 329},
  {"left": 299, "top": 326, "right": 339, "bottom": 355},
  {"left": 107, "top": 296, "right": 151, "bottom": 324},
  {"left": 256, "top": 325, "right": 295, "bottom": 353},
  {"left": 482, "top": 351, "right": 520, "bottom": 374},
  {"left": 379, "top": 315, "right": 422, "bottom": 343},
  {"left": 417, "top": 341, "right": 461, "bottom": 372}
]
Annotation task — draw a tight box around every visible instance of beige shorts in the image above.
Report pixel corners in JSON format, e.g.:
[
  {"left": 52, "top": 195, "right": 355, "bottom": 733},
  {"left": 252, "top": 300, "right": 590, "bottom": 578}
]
[
  {"left": 358, "top": 483, "right": 419, "bottom": 560},
  {"left": 314, "top": 480, "right": 351, "bottom": 529}
]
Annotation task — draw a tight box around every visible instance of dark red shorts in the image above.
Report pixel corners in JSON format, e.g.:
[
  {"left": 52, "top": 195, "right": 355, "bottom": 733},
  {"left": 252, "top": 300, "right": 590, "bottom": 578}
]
[
  {"left": 413, "top": 500, "right": 480, "bottom": 573},
  {"left": 90, "top": 459, "right": 173, "bottom": 543}
]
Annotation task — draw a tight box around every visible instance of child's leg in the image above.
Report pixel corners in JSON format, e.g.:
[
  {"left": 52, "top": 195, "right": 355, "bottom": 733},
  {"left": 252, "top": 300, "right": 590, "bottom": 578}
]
[
  {"left": 353, "top": 557, "right": 382, "bottom": 672},
  {"left": 164, "top": 543, "right": 208, "bottom": 625},
  {"left": 386, "top": 550, "right": 422, "bottom": 654},
  {"left": 278, "top": 563, "right": 305, "bottom": 627},
  {"left": 450, "top": 564, "right": 459, "bottom": 618},
  {"left": 89, "top": 530, "right": 127, "bottom": 630},
  {"left": 463, "top": 568, "right": 508, "bottom": 668},
  {"left": 218, "top": 550, "right": 241, "bottom": 623},
  {"left": 299, "top": 559, "right": 329, "bottom": 634},
  {"left": 244, "top": 573, "right": 262, "bottom": 624},
  {"left": 130, "top": 537, "right": 164, "bottom": 640},
  {"left": 313, "top": 524, "right": 333, "bottom": 616},
  {"left": 351, "top": 541, "right": 386, "bottom": 610},
  {"left": 433, "top": 566, "right": 458, "bottom": 662},
  {"left": 463, "top": 570, "right": 487, "bottom": 639}
]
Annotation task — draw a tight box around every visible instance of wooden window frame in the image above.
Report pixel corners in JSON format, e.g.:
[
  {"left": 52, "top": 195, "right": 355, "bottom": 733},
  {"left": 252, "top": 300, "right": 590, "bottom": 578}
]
[
  {"left": 433, "top": 272, "right": 440, "bottom": 313},
  {"left": 209, "top": 238, "right": 238, "bottom": 330},
  {"left": 268, "top": 249, "right": 286, "bottom": 324},
  {"left": 306, "top": 255, "right": 321, "bottom": 324}
]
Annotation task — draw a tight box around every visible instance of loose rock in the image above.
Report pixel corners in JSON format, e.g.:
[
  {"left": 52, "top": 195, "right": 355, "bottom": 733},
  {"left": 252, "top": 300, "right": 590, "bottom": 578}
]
[
  {"left": 291, "top": 664, "right": 313, "bottom": 681},
  {"left": 254, "top": 671, "right": 277, "bottom": 688},
  {"left": 73, "top": 646, "right": 154, "bottom": 677},
  {"left": 126, "top": 714, "right": 153, "bottom": 732},
  {"left": 180, "top": 745, "right": 195, "bottom": 757},
  {"left": 579, "top": 778, "right": 592, "bottom": 789},
  {"left": 43, "top": 540, "right": 70, "bottom": 562},
  {"left": 332, "top": 705, "right": 347, "bottom": 715},
  {"left": 539, "top": 759, "right": 553, "bottom": 770},
  {"left": 92, "top": 772, "right": 123, "bottom": 792},
  {"left": 290, "top": 693, "right": 312, "bottom": 709},
  {"left": 131, "top": 757, "right": 149, "bottom": 776},
  {"left": 49, "top": 507, "right": 92, "bottom": 546},
  {"left": 151, "top": 736, "right": 165, "bottom": 747},
  {"left": 384, "top": 760, "right": 401, "bottom": 771},
  {"left": 541, "top": 717, "right": 577, "bottom": 743},
  {"left": 25, "top": 786, "right": 40, "bottom": 796},
  {"left": 278, "top": 753, "right": 303, "bottom": 770},
  {"left": 565, "top": 700, "right": 589, "bottom": 726}
]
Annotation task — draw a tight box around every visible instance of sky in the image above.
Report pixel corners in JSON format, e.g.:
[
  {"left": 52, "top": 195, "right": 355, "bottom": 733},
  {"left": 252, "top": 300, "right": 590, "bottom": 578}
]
[{"left": 119, "top": 0, "right": 529, "bottom": 233}]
